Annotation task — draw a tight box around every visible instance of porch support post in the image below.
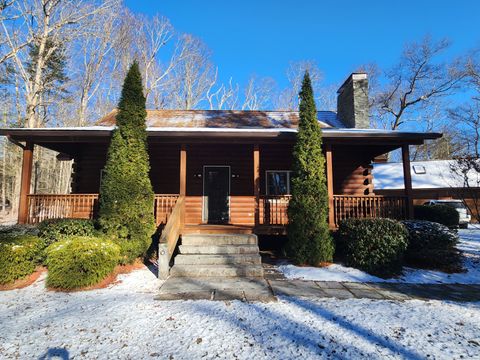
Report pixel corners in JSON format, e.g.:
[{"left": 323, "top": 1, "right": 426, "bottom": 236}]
[
  {"left": 325, "top": 144, "right": 335, "bottom": 229},
  {"left": 402, "top": 144, "right": 414, "bottom": 219},
  {"left": 253, "top": 144, "right": 260, "bottom": 226},
  {"left": 18, "top": 142, "right": 34, "bottom": 224},
  {"left": 179, "top": 144, "right": 187, "bottom": 227},
  {"left": 180, "top": 144, "right": 187, "bottom": 196}
]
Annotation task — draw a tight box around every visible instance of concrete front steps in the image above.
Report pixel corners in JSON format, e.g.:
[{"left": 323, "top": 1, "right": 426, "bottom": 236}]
[{"left": 170, "top": 234, "right": 264, "bottom": 278}]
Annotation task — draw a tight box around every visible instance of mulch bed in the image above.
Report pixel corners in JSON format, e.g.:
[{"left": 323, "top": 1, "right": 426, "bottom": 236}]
[
  {"left": 0, "top": 267, "right": 46, "bottom": 291},
  {"left": 47, "top": 259, "right": 146, "bottom": 292},
  {"left": 0, "top": 260, "right": 147, "bottom": 292}
]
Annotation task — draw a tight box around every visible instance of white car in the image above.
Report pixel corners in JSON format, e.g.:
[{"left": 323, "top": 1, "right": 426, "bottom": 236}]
[{"left": 423, "top": 200, "right": 471, "bottom": 228}]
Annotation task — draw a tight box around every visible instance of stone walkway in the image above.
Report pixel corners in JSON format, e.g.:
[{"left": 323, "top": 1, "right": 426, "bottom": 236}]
[
  {"left": 155, "top": 276, "right": 480, "bottom": 302},
  {"left": 269, "top": 280, "right": 480, "bottom": 302},
  {"left": 156, "top": 254, "right": 480, "bottom": 302},
  {"left": 155, "top": 277, "right": 276, "bottom": 302},
  {"left": 263, "top": 261, "right": 480, "bottom": 302}
]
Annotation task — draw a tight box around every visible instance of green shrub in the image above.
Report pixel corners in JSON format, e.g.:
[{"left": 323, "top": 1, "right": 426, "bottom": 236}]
[
  {"left": 102, "top": 234, "right": 146, "bottom": 265},
  {"left": 38, "top": 218, "right": 95, "bottom": 245},
  {"left": 414, "top": 205, "right": 460, "bottom": 229},
  {"left": 286, "top": 72, "right": 334, "bottom": 265},
  {"left": 0, "top": 235, "right": 45, "bottom": 284},
  {"left": 402, "top": 220, "right": 463, "bottom": 272},
  {"left": 0, "top": 224, "right": 39, "bottom": 237},
  {"left": 337, "top": 218, "right": 408, "bottom": 276},
  {"left": 97, "top": 62, "right": 155, "bottom": 259},
  {"left": 46, "top": 236, "right": 120, "bottom": 289}
]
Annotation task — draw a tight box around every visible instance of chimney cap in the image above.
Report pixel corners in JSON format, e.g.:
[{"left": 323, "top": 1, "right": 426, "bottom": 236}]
[{"left": 337, "top": 72, "right": 368, "bottom": 94}]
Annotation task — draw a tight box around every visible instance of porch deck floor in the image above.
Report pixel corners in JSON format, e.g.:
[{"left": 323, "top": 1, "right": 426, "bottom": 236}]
[{"left": 183, "top": 224, "right": 254, "bottom": 234}]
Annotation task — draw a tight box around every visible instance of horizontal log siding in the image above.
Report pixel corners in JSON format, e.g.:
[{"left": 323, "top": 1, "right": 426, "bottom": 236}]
[
  {"left": 332, "top": 146, "right": 375, "bottom": 196},
  {"left": 185, "top": 144, "right": 254, "bottom": 225},
  {"left": 66, "top": 142, "right": 396, "bottom": 229},
  {"left": 149, "top": 144, "right": 180, "bottom": 194},
  {"left": 72, "top": 145, "right": 108, "bottom": 193},
  {"left": 72, "top": 143, "right": 180, "bottom": 194}
]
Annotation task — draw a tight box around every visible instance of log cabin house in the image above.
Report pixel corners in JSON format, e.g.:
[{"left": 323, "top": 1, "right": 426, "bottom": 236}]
[{"left": 0, "top": 73, "right": 442, "bottom": 277}]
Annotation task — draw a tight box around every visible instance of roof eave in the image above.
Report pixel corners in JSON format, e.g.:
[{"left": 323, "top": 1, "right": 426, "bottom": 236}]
[{"left": 0, "top": 127, "right": 442, "bottom": 143}]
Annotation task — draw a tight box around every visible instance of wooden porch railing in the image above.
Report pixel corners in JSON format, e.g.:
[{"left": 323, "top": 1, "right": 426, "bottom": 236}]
[
  {"left": 27, "top": 194, "right": 99, "bottom": 224},
  {"left": 259, "top": 195, "right": 291, "bottom": 226},
  {"left": 26, "top": 194, "right": 179, "bottom": 225},
  {"left": 158, "top": 195, "right": 185, "bottom": 279},
  {"left": 26, "top": 193, "right": 408, "bottom": 232},
  {"left": 333, "top": 195, "right": 408, "bottom": 227},
  {"left": 154, "top": 194, "right": 180, "bottom": 225},
  {"left": 258, "top": 194, "right": 408, "bottom": 228}
]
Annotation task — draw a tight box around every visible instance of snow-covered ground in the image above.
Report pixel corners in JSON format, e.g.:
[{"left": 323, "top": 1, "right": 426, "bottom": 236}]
[
  {"left": 1, "top": 267, "right": 479, "bottom": 359},
  {"left": 278, "top": 227, "right": 480, "bottom": 284}
]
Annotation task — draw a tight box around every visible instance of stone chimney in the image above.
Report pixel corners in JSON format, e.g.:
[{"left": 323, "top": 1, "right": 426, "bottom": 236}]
[{"left": 336, "top": 73, "right": 369, "bottom": 128}]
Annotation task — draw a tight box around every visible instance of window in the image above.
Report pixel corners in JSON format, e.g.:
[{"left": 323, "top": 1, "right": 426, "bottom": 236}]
[
  {"left": 266, "top": 171, "right": 292, "bottom": 195},
  {"left": 413, "top": 165, "right": 426, "bottom": 174}
]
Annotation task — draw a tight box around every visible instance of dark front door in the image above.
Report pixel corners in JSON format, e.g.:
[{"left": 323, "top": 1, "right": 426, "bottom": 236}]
[{"left": 203, "top": 166, "right": 230, "bottom": 224}]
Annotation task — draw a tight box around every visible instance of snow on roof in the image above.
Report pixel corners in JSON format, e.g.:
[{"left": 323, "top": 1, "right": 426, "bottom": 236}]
[
  {"left": 96, "top": 109, "right": 345, "bottom": 129},
  {"left": 318, "top": 111, "right": 345, "bottom": 128},
  {"left": 373, "top": 160, "right": 480, "bottom": 189}
]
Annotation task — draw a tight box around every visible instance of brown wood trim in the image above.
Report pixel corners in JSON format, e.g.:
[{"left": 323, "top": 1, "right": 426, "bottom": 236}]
[
  {"left": 18, "top": 142, "right": 34, "bottom": 224},
  {"left": 253, "top": 144, "right": 260, "bottom": 226},
  {"left": 179, "top": 145, "right": 187, "bottom": 196},
  {"left": 325, "top": 144, "right": 335, "bottom": 229},
  {"left": 179, "top": 145, "right": 187, "bottom": 227},
  {"left": 402, "top": 144, "right": 414, "bottom": 219}
]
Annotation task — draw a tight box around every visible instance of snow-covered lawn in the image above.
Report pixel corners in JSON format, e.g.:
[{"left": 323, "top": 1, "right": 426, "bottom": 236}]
[
  {"left": 278, "top": 227, "right": 480, "bottom": 284},
  {"left": 1, "top": 267, "right": 479, "bottom": 359}
]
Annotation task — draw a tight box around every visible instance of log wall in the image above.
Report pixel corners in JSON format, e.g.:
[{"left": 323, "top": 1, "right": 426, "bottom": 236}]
[{"left": 71, "top": 142, "right": 383, "bottom": 226}]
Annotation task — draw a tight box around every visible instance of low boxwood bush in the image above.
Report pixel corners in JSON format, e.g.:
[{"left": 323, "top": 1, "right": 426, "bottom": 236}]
[
  {"left": 337, "top": 218, "right": 408, "bottom": 276},
  {"left": 402, "top": 220, "right": 463, "bottom": 272},
  {"left": 114, "top": 239, "right": 148, "bottom": 265},
  {"left": 46, "top": 236, "right": 120, "bottom": 289},
  {"left": 0, "top": 235, "right": 45, "bottom": 284},
  {"left": 0, "top": 224, "right": 39, "bottom": 237},
  {"left": 98, "top": 232, "right": 150, "bottom": 265},
  {"left": 38, "top": 218, "right": 95, "bottom": 245},
  {"left": 414, "top": 205, "right": 460, "bottom": 229}
]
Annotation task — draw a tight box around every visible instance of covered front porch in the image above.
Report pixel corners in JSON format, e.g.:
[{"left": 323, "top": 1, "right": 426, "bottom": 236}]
[{"left": 6, "top": 127, "right": 431, "bottom": 232}]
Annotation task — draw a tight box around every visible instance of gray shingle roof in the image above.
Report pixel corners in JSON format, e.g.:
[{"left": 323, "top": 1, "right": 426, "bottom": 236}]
[{"left": 97, "top": 109, "right": 345, "bottom": 129}]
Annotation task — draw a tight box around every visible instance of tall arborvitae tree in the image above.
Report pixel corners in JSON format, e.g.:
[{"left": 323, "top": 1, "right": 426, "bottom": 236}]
[
  {"left": 286, "top": 72, "right": 334, "bottom": 265},
  {"left": 98, "top": 61, "right": 155, "bottom": 259}
]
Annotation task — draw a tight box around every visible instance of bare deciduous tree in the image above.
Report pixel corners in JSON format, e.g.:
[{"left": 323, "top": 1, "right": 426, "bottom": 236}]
[
  {"left": 168, "top": 35, "right": 215, "bottom": 110},
  {"left": 371, "top": 36, "right": 466, "bottom": 130},
  {"left": 276, "top": 60, "right": 323, "bottom": 110},
  {"left": 73, "top": 1, "right": 122, "bottom": 125},
  {"left": 242, "top": 75, "right": 276, "bottom": 110},
  {"left": 1, "top": 0, "right": 117, "bottom": 127},
  {"left": 206, "top": 69, "right": 239, "bottom": 110}
]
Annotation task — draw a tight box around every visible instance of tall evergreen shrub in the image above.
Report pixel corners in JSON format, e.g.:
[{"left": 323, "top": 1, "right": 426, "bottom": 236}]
[
  {"left": 98, "top": 62, "right": 155, "bottom": 257},
  {"left": 286, "top": 72, "right": 334, "bottom": 265}
]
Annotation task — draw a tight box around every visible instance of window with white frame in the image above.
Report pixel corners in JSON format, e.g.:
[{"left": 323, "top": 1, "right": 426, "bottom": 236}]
[{"left": 266, "top": 171, "right": 292, "bottom": 195}]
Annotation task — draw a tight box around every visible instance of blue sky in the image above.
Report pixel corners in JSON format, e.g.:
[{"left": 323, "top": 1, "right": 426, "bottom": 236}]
[{"left": 125, "top": 0, "right": 479, "bottom": 90}]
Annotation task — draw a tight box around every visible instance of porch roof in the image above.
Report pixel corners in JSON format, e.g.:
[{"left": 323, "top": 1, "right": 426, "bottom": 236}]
[{"left": 0, "top": 125, "right": 441, "bottom": 142}]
